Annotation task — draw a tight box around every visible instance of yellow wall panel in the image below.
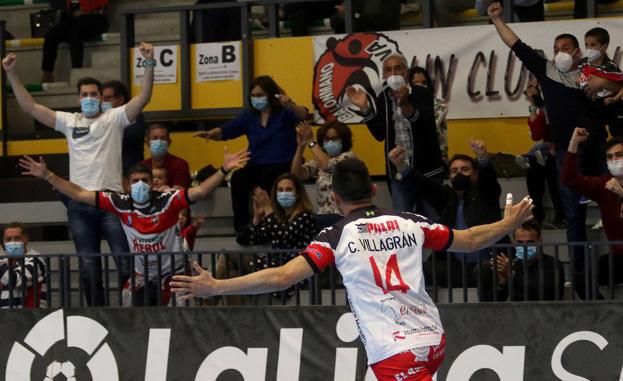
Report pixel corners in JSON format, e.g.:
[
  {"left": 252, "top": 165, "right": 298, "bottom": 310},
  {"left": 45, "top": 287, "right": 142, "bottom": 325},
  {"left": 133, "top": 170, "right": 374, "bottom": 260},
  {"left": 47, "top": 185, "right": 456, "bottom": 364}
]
[
  {"left": 190, "top": 44, "right": 244, "bottom": 109},
  {"left": 253, "top": 37, "right": 314, "bottom": 111},
  {"left": 447, "top": 118, "right": 534, "bottom": 158},
  {"left": 130, "top": 46, "right": 182, "bottom": 112}
]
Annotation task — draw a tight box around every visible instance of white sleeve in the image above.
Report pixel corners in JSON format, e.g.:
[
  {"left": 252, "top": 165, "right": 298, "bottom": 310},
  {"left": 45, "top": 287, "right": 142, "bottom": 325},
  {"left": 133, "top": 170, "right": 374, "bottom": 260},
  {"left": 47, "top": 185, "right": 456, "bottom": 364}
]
[
  {"left": 115, "top": 105, "right": 132, "bottom": 129},
  {"left": 54, "top": 111, "right": 73, "bottom": 135}
]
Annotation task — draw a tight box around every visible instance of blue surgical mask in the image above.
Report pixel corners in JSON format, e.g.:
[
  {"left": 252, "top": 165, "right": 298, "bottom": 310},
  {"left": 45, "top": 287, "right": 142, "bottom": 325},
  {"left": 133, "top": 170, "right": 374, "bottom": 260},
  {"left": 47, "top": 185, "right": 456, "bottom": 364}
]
[
  {"left": 4, "top": 241, "right": 25, "bottom": 257},
  {"left": 150, "top": 139, "right": 169, "bottom": 158},
  {"left": 276, "top": 191, "right": 297, "bottom": 208},
  {"left": 323, "top": 140, "right": 342, "bottom": 157},
  {"left": 515, "top": 245, "right": 538, "bottom": 261},
  {"left": 131, "top": 181, "right": 151, "bottom": 204},
  {"left": 101, "top": 101, "right": 113, "bottom": 112},
  {"left": 80, "top": 97, "right": 100, "bottom": 117},
  {"left": 251, "top": 96, "right": 269, "bottom": 111}
]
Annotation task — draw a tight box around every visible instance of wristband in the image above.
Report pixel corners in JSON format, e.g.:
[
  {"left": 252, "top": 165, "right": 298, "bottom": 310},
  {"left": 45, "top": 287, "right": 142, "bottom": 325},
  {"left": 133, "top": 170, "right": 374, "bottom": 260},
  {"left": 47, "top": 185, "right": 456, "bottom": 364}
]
[
  {"left": 220, "top": 166, "right": 230, "bottom": 175},
  {"left": 308, "top": 141, "right": 317, "bottom": 149},
  {"left": 43, "top": 171, "right": 54, "bottom": 181},
  {"left": 142, "top": 59, "right": 157, "bottom": 68}
]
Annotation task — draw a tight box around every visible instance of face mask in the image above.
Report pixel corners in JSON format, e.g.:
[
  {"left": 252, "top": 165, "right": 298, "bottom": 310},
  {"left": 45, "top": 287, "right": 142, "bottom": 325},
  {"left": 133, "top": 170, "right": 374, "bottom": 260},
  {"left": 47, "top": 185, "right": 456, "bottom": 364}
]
[
  {"left": 585, "top": 48, "right": 603, "bottom": 63},
  {"left": 131, "top": 180, "right": 151, "bottom": 204},
  {"left": 150, "top": 139, "right": 169, "bottom": 158},
  {"left": 515, "top": 245, "right": 538, "bottom": 261},
  {"left": 251, "top": 96, "right": 269, "bottom": 111},
  {"left": 386, "top": 75, "right": 406, "bottom": 91},
  {"left": 323, "top": 140, "right": 342, "bottom": 157},
  {"left": 554, "top": 52, "right": 573, "bottom": 73},
  {"left": 451, "top": 173, "right": 472, "bottom": 191},
  {"left": 101, "top": 101, "right": 113, "bottom": 112},
  {"left": 607, "top": 160, "right": 623, "bottom": 177},
  {"left": 276, "top": 191, "right": 297, "bottom": 209},
  {"left": 80, "top": 97, "right": 100, "bottom": 117},
  {"left": 4, "top": 241, "right": 25, "bottom": 257}
]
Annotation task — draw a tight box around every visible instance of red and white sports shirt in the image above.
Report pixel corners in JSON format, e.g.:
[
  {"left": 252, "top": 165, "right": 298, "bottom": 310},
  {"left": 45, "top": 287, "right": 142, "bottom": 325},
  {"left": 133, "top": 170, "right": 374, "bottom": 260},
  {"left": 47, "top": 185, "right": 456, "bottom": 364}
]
[
  {"left": 97, "top": 189, "right": 190, "bottom": 278},
  {"left": 302, "top": 205, "right": 453, "bottom": 364}
]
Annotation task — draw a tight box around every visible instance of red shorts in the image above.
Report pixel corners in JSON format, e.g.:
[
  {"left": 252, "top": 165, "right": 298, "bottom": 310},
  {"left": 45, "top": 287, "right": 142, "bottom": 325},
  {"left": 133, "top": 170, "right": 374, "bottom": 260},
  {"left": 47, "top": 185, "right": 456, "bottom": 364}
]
[{"left": 370, "top": 335, "right": 446, "bottom": 381}]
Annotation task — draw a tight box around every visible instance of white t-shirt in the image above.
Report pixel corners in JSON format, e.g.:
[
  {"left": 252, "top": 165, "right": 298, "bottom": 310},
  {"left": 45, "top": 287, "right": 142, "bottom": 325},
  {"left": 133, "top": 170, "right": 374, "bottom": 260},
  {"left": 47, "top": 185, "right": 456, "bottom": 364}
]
[
  {"left": 302, "top": 206, "right": 452, "bottom": 364},
  {"left": 55, "top": 106, "right": 131, "bottom": 192}
]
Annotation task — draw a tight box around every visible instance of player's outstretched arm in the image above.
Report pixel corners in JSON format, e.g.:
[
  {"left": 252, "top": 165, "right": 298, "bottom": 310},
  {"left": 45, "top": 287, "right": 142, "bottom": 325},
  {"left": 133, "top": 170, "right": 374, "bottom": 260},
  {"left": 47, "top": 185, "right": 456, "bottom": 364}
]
[
  {"left": 19, "top": 155, "right": 96, "bottom": 206},
  {"left": 449, "top": 193, "right": 534, "bottom": 252},
  {"left": 187, "top": 148, "right": 250, "bottom": 202},
  {"left": 170, "top": 255, "right": 314, "bottom": 301}
]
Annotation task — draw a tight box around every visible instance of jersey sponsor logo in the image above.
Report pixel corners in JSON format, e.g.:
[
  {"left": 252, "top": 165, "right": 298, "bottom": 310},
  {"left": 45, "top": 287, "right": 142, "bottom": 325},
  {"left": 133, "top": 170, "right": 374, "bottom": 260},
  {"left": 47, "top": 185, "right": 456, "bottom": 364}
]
[
  {"left": 71, "top": 126, "right": 91, "bottom": 140},
  {"left": 392, "top": 331, "right": 406, "bottom": 341},
  {"left": 131, "top": 236, "right": 167, "bottom": 253},
  {"left": 358, "top": 220, "right": 400, "bottom": 235}
]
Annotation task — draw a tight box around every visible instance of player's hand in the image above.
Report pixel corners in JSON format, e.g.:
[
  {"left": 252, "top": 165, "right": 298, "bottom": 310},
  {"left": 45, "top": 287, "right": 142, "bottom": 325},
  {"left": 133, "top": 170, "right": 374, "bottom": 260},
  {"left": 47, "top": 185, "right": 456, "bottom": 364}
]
[
  {"left": 345, "top": 86, "right": 369, "bottom": 110},
  {"left": 170, "top": 262, "right": 217, "bottom": 300},
  {"left": 503, "top": 193, "right": 534, "bottom": 227},
  {"left": 487, "top": 2, "right": 503, "bottom": 19},
  {"left": 18, "top": 155, "right": 48, "bottom": 179},
  {"left": 2, "top": 53, "right": 16, "bottom": 73},
  {"left": 605, "top": 178, "right": 623, "bottom": 197},
  {"left": 138, "top": 42, "right": 154, "bottom": 60},
  {"left": 222, "top": 147, "right": 250, "bottom": 172}
]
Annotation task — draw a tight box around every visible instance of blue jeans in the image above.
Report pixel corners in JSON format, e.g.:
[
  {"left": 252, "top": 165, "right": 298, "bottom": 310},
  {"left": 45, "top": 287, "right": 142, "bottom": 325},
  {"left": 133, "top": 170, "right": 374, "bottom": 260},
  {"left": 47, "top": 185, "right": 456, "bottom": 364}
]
[
  {"left": 67, "top": 200, "right": 130, "bottom": 306},
  {"left": 555, "top": 150, "right": 587, "bottom": 271}
]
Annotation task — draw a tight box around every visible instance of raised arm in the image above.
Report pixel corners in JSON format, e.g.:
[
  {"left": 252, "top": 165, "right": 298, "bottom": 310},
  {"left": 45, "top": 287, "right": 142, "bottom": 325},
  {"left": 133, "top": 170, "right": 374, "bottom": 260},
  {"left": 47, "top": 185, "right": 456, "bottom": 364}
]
[
  {"left": 170, "top": 256, "right": 314, "bottom": 300},
  {"left": 291, "top": 123, "right": 311, "bottom": 180},
  {"left": 2, "top": 54, "right": 56, "bottom": 128},
  {"left": 449, "top": 194, "right": 534, "bottom": 252},
  {"left": 19, "top": 156, "right": 95, "bottom": 206},
  {"left": 488, "top": 3, "right": 519, "bottom": 48},
  {"left": 187, "top": 148, "right": 250, "bottom": 202},
  {"left": 124, "top": 42, "right": 155, "bottom": 123},
  {"left": 277, "top": 93, "right": 308, "bottom": 120}
]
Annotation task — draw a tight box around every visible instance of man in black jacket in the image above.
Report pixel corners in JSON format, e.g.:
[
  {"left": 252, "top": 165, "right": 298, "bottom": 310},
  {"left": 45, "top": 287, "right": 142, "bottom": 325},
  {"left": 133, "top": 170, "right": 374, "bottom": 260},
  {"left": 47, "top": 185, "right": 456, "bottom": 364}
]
[
  {"left": 478, "top": 221, "right": 565, "bottom": 302},
  {"left": 345, "top": 53, "right": 445, "bottom": 214},
  {"left": 390, "top": 139, "right": 504, "bottom": 287}
]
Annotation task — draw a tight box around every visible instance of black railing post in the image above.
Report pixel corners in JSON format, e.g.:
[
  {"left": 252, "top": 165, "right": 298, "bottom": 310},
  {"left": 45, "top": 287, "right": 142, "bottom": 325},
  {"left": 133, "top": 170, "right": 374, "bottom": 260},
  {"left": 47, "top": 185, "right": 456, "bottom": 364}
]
[
  {"left": 421, "top": 0, "right": 434, "bottom": 28},
  {"left": 267, "top": 3, "right": 280, "bottom": 38},
  {"left": 503, "top": 0, "right": 514, "bottom": 22},
  {"left": 343, "top": 0, "right": 354, "bottom": 34},
  {"left": 180, "top": 10, "right": 191, "bottom": 113},
  {"left": 0, "top": 20, "right": 7, "bottom": 157},
  {"left": 241, "top": 2, "right": 253, "bottom": 109},
  {"left": 120, "top": 13, "right": 136, "bottom": 92},
  {"left": 586, "top": 0, "right": 597, "bottom": 18}
]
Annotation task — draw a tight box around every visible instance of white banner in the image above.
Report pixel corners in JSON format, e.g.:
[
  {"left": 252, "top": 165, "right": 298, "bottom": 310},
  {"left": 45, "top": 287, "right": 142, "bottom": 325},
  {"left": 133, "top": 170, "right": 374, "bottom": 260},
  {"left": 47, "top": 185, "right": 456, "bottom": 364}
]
[
  {"left": 133, "top": 45, "right": 178, "bottom": 85},
  {"left": 194, "top": 41, "right": 241, "bottom": 82},
  {"left": 312, "top": 19, "right": 623, "bottom": 123}
]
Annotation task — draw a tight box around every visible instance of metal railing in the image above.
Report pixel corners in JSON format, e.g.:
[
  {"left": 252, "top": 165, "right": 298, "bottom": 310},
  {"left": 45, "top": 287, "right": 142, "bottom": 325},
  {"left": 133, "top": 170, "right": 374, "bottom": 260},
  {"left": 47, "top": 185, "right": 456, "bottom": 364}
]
[{"left": 1, "top": 241, "right": 621, "bottom": 309}]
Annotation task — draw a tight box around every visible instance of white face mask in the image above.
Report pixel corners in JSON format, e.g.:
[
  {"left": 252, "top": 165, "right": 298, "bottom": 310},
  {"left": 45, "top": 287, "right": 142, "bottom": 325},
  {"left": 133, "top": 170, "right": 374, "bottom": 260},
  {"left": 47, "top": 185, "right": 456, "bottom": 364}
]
[
  {"left": 386, "top": 75, "right": 406, "bottom": 91},
  {"left": 555, "top": 52, "right": 574, "bottom": 73},
  {"left": 607, "top": 160, "right": 623, "bottom": 177},
  {"left": 585, "top": 48, "right": 604, "bottom": 63}
]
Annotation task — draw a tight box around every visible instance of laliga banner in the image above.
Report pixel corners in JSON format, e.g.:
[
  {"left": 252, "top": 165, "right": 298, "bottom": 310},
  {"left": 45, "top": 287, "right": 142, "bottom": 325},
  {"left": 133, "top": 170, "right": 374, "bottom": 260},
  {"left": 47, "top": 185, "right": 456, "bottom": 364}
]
[
  {"left": 312, "top": 19, "right": 623, "bottom": 123},
  {"left": 2, "top": 303, "right": 623, "bottom": 380}
]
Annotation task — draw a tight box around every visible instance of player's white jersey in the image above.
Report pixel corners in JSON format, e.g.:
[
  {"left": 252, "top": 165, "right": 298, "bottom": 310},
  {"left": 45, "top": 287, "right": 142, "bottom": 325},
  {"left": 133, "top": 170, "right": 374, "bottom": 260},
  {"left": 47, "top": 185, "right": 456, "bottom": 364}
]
[{"left": 302, "top": 205, "right": 452, "bottom": 364}]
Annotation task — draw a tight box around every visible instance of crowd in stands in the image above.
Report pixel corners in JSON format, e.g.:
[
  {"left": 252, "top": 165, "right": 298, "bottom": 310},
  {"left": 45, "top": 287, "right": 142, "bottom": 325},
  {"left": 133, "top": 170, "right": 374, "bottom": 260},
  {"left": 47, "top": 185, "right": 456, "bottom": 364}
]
[{"left": 1, "top": 2, "right": 623, "bottom": 308}]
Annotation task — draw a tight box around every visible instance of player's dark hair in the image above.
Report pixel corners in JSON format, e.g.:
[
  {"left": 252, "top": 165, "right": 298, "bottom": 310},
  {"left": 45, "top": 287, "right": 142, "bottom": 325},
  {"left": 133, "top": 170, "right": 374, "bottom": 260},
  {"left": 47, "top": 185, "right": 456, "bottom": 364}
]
[{"left": 332, "top": 158, "right": 372, "bottom": 202}]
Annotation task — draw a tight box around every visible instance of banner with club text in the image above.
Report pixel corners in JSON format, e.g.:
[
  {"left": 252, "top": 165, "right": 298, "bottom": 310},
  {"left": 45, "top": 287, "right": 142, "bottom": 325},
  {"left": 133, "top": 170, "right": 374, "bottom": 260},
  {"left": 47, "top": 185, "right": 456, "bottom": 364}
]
[
  {"left": 312, "top": 19, "right": 623, "bottom": 123},
  {"left": 1, "top": 303, "right": 623, "bottom": 380}
]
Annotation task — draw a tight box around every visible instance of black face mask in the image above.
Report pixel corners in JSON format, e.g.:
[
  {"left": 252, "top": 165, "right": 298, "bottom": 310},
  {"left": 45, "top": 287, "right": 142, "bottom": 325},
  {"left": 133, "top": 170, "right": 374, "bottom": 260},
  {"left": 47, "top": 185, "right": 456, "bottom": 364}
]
[{"left": 451, "top": 173, "right": 472, "bottom": 191}]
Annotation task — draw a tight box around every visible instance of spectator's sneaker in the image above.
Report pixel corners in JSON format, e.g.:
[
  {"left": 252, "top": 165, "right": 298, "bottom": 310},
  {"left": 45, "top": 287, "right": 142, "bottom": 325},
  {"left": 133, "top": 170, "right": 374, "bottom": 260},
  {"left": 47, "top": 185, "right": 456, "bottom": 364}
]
[
  {"left": 514, "top": 155, "right": 530, "bottom": 170},
  {"left": 578, "top": 196, "right": 591, "bottom": 204},
  {"left": 592, "top": 219, "right": 603, "bottom": 230},
  {"left": 535, "top": 150, "right": 546, "bottom": 166}
]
